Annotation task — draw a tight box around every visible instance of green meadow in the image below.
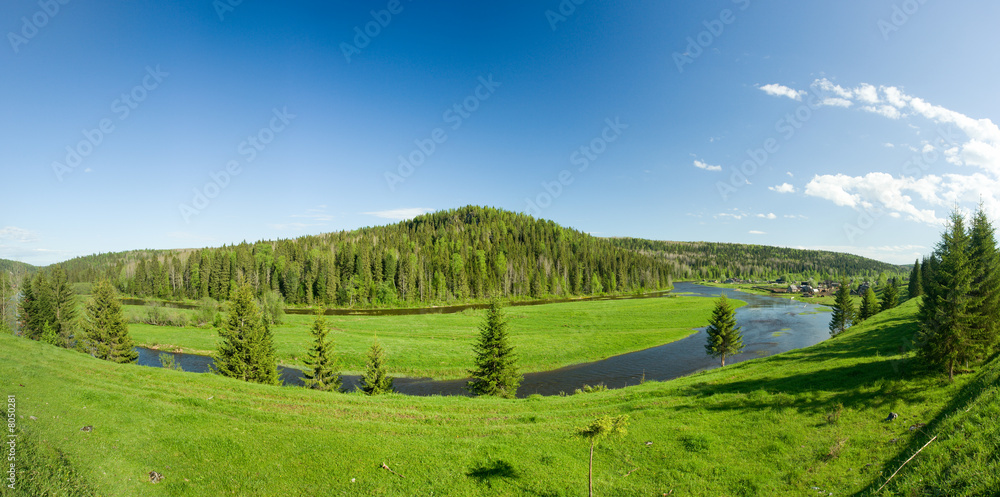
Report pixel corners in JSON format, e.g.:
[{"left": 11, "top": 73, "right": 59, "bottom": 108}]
[
  {"left": 126, "top": 295, "right": 728, "bottom": 379},
  {"left": 4, "top": 297, "right": 998, "bottom": 495}
]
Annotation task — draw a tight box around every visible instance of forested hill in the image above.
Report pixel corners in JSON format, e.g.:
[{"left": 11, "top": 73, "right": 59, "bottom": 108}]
[
  {"left": 0, "top": 258, "right": 35, "bottom": 274},
  {"left": 56, "top": 206, "right": 672, "bottom": 306},
  {"left": 609, "top": 238, "right": 908, "bottom": 281}
]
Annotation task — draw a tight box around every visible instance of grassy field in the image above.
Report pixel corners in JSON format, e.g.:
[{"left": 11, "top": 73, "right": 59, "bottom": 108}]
[
  {"left": 3, "top": 297, "right": 998, "bottom": 495},
  {"left": 126, "top": 296, "right": 730, "bottom": 379}
]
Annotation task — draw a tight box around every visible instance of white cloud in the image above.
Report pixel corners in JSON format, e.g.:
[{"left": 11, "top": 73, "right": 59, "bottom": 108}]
[
  {"left": 757, "top": 79, "right": 1000, "bottom": 223},
  {"left": 693, "top": 160, "right": 722, "bottom": 172},
  {"left": 756, "top": 213, "right": 777, "bottom": 220},
  {"left": 749, "top": 230, "right": 766, "bottom": 235},
  {"left": 796, "top": 244, "right": 926, "bottom": 265},
  {"left": 759, "top": 83, "right": 805, "bottom": 101},
  {"left": 364, "top": 207, "right": 435, "bottom": 221},
  {"left": 786, "top": 171, "right": 794, "bottom": 178},
  {"left": 883, "top": 142, "right": 895, "bottom": 148},
  {"left": 769, "top": 183, "right": 796, "bottom": 194},
  {"left": 0, "top": 227, "right": 39, "bottom": 243}
]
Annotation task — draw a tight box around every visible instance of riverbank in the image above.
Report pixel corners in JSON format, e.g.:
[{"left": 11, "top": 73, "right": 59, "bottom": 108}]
[{"left": 128, "top": 292, "right": 729, "bottom": 380}]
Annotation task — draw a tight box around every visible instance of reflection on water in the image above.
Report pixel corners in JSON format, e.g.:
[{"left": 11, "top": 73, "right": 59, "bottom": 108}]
[{"left": 135, "top": 282, "right": 831, "bottom": 397}]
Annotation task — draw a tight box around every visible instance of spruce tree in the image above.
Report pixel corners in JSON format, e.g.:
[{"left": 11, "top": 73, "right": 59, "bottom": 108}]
[
  {"left": 881, "top": 278, "right": 900, "bottom": 311},
  {"left": 83, "top": 280, "right": 138, "bottom": 364},
  {"left": 918, "top": 211, "right": 973, "bottom": 381},
  {"left": 967, "top": 207, "right": 1000, "bottom": 359},
  {"left": 859, "top": 286, "right": 880, "bottom": 321},
  {"left": 213, "top": 284, "right": 280, "bottom": 385},
  {"left": 303, "top": 310, "right": 341, "bottom": 392},
  {"left": 703, "top": 294, "right": 744, "bottom": 366},
  {"left": 907, "top": 259, "right": 922, "bottom": 299},
  {"left": 829, "top": 279, "right": 855, "bottom": 337},
  {"left": 360, "top": 339, "right": 394, "bottom": 395},
  {"left": 50, "top": 267, "right": 77, "bottom": 347},
  {"left": 467, "top": 299, "right": 522, "bottom": 398}
]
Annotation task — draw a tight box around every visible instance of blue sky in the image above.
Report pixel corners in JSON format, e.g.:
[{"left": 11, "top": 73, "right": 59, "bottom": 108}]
[{"left": 2, "top": 0, "right": 999, "bottom": 266}]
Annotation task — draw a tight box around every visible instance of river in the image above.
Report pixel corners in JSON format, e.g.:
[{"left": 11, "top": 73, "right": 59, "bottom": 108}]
[{"left": 136, "top": 282, "right": 832, "bottom": 397}]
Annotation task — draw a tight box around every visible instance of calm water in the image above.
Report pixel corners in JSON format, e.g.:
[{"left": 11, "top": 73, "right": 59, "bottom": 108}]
[{"left": 135, "top": 282, "right": 832, "bottom": 397}]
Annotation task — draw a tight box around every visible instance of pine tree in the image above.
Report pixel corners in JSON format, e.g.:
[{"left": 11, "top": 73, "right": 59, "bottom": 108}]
[
  {"left": 82, "top": 280, "right": 138, "bottom": 364},
  {"left": 467, "top": 299, "right": 522, "bottom": 398},
  {"left": 360, "top": 339, "right": 393, "bottom": 395},
  {"left": 881, "top": 278, "right": 900, "bottom": 311},
  {"left": 859, "top": 286, "right": 880, "bottom": 321},
  {"left": 703, "top": 294, "right": 744, "bottom": 366},
  {"left": 213, "top": 284, "right": 280, "bottom": 385},
  {"left": 829, "top": 279, "right": 855, "bottom": 337},
  {"left": 50, "top": 267, "right": 77, "bottom": 347},
  {"left": 302, "top": 310, "right": 341, "bottom": 392},
  {"left": 918, "top": 211, "right": 974, "bottom": 381},
  {"left": 907, "top": 259, "right": 922, "bottom": 299},
  {"left": 967, "top": 207, "right": 1000, "bottom": 359}
]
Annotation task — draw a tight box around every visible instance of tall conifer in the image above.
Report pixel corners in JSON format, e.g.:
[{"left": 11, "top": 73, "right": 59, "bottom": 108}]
[
  {"left": 830, "top": 279, "right": 855, "bottom": 337},
  {"left": 704, "top": 294, "right": 744, "bottom": 366},
  {"left": 213, "top": 284, "right": 280, "bottom": 385},
  {"left": 468, "top": 299, "right": 522, "bottom": 398},
  {"left": 83, "top": 280, "right": 138, "bottom": 364},
  {"left": 303, "top": 310, "right": 341, "bottom": 392}
]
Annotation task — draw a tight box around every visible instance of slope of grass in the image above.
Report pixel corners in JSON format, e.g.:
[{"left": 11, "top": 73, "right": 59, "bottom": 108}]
[
  {"left": 127, "top": 295, "right": 730, "bottom": 379},
  {"left": 2, "top": 298, "right": 996, "bottom": 496}
]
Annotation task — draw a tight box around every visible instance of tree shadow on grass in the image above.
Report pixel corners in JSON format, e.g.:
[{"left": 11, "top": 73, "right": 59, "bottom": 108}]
[
  {"left": 466, "top": 459, "right": 518, "bottom": 483},
  {"left": 465, "top": 459, "right": 561, "bottom": 497}
]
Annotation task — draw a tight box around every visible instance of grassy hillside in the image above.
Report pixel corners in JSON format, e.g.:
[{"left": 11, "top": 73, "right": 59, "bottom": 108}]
[
  {"left": 126, "top": 295, "right": 727, "bottom": 379},
  {"left": 4, "top": 297, "right": 998, "bottom": 495}
]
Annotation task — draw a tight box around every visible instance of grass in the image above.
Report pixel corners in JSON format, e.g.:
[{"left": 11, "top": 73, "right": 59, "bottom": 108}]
[
  {"left": 3, "top": 297, "right": 999, "bottom": 495},
  {"left": 126, "top": 295, "right": 731, "bottom": 379}
]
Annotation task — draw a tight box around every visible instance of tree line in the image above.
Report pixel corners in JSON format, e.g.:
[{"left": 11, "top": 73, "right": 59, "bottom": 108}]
[
  {"left": 53, "top": 206, "right": 673, "bottom": 307},
  {"left": 612, "top": 238, "right": 908, "bottom": 283},
  {"left": 826, "top": 207, "right": 1000, "bottom": 381}
]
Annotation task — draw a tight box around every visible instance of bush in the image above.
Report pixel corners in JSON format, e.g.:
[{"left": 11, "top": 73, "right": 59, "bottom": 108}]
[
  {"left": 259, "top": 290, "right": 285, "bottom": 326},
  {"left": 574, "top": 383, "right": 608, "bottom": 395}
]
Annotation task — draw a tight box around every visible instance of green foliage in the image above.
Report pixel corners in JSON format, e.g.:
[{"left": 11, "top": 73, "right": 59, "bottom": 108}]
[
  {"left": 359, "top": 339, "right": 393, "bottom": 395},
  {"left": 576, "top": 414, "right": 629, "bottom": 497},
  {"left": 467, "top": 300, "right": 522, "bottom": 398},
  {"left": 82, "top": 280, "right": 138, "bottom": 364},
  {"left": 704, "top": 294, "right": 744, "bottom": 366},
  {"left": 919, "top": 211, "right": 975, "bottom": 381},
  {"left": 611, "top": 238, "right": 907, "bottom": 281},
  {"left": 908, "top": 258, "right": 923, "bottom": 298},
  {"left": 259, "top": 290, "right": 286, "bottom": 325},
  {"left": 40, "top": 321, "right": 60, "bottom": 346},
  {"left": 829, "top": 280, "right": 855, "bottom": 337},
  {"left": 967, "top": 207, "right": 1000, "bottom": 360},
  {"left": 213, "top": 284, "right": 280, "bottom": 385},
  {"left": 858, "top": 286, "right": 880, "bottom": 321},
  {"left": 303, "top": 310, "right": 341, "bottom": 392},
  {"left": 881, "top": 278, "right": 900, "bottom": 311},
  {"left": 52, "top": 207, "right": 675, "bottom": 307},
  {"left": 158, "top": 353, "right": 183, "bottom": 371},
  {"left": 573, "top": 383, "right": 608, "bottom": 395}
]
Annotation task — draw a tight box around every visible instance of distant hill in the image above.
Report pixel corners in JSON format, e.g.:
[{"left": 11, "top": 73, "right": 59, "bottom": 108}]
[
  {"left": 608, "top": 238, "right": 908, "bottom": 282},
  {"left": 0, "top": 258, "right": 36, "bottom": 274},
  {"left": 52, "top": 207, "right": 908, "bottom": 306},
  {"left": 56, "top": 206, "right": 672, "bottom": 305}
]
